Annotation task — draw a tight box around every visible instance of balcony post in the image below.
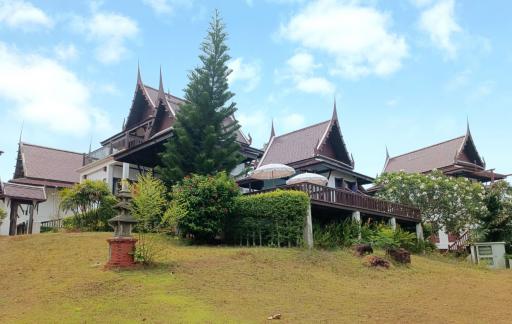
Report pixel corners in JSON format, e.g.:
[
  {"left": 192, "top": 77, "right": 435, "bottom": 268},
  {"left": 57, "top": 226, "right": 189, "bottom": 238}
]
[
  {"left": 389, "top": 217, "right": 397, "bottom": 230},
  {"left": 106, "top": 163, "right": 114, "bottom": 193},
  {"left": 352, "top": 211, "right": 362, "bottom": 240},
  {"left": 122, "top": 162, "right": 130, "bottom": 191},
  {"left": 416, "top": 223, "right": 424, "bottom": 240},
  {"left": 304, "top": 201, "right": 313, "bottom": 249}
]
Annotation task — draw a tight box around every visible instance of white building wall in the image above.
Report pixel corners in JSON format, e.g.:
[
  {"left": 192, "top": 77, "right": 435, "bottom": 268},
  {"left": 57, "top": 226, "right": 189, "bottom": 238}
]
[{"left": 320, "top": 170, "right": 357, "bottom": 189}]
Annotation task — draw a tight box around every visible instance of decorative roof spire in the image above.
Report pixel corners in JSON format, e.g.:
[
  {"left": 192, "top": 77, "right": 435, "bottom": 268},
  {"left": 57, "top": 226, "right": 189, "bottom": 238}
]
[
  {"left": 466, "top": 116, "right": 471, "bottom": 136},
  {"left": 385, "top": 145, "right": 390, "bottom": 160},
  {"left": 158, "top": 66, "right": 165, "bottom": 100},
  {"left": 332, "top": 97, "right": 338, "bottom": 121},
  {"left": 270, "top": 119, "right": 276, "bottom": 139},
  {"left": 122, "top": 117, "right": 126, "bottom": 130},
  {"left": 136, "top": 61, "right": 143, "bottom": 85},
  {"left": 247, "top": 133, "right": 253, "bottom": 145},
  {"left": 18, "top": 121, "right": 24, "bottom": 144}
]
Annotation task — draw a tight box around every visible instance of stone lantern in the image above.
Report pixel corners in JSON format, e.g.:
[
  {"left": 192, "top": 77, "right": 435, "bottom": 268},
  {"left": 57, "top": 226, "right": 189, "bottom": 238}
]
[{"left": 106, "top": 188, "right": 138, "bottom": 268}]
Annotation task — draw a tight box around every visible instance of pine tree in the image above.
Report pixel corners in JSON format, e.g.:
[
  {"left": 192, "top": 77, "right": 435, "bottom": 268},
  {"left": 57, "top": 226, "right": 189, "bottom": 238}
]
[{"left": 158, "top": 10, "right": 242, "bottom": 186}]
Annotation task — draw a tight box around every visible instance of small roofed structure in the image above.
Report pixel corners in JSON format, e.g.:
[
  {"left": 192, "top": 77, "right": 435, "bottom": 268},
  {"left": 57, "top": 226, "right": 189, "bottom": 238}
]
[
  {"left": 382, "top": 123, "right": 505, "bottom": 183},
  {"left": 0, "top": 182, "right": 46, "bottom": 235}
]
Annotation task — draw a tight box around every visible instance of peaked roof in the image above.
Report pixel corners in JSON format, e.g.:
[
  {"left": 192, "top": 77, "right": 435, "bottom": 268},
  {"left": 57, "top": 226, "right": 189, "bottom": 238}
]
[
  {"left": 12, "top": 143, "right": 84, "bottom": 187},
  {"left": 258, "top": 102, "right": 353, "bottom": 168},
  {"left": 121, "top": 67, "right": 250, "bottom": 146},
  {"left": 0, "top": 182, "right": 46, "bottom": 202},
  {"left": 384, "top": 127, "right": 485, "bottom": 174}
]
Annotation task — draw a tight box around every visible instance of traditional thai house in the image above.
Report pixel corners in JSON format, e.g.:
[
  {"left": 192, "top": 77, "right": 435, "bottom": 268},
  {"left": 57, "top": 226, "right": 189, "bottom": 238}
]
[
  {"left": 378, "top": 123, "right": 506, "bottom": 250},
  {"left": 239, "top": 102, "right": 422, "bottom": 247},
  {"left": 382, "top": 124, "right": 506, "bottom": 183},
  {"left": 0, "top": 142, "right": 84, "bottom": 235},
  {"left": 78, "top": 67, "right": 262, "bottom": 193}
]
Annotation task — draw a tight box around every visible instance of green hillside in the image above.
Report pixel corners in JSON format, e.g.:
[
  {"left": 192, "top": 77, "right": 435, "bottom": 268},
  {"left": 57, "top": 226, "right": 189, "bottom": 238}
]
[{"left": 1, "top": 233, "right": 511, "bottom": 323}]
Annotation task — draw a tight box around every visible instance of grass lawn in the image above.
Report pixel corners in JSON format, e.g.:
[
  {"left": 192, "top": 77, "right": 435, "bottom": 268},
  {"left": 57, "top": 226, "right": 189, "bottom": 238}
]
[{"left": 1, "top": 232, "right": 511, "bottom": 323}]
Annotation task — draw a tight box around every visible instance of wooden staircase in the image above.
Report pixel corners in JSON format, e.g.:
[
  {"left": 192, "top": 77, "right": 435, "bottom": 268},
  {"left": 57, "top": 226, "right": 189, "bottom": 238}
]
[{"left": 448, "top": 230, "right": 470, "bottom": 252}]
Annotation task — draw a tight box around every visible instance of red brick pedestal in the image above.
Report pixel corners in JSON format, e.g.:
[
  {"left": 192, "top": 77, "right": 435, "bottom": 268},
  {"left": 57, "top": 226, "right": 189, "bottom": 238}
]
[{"left": 106, "top": 237, "right": 137, "bottom": 268}]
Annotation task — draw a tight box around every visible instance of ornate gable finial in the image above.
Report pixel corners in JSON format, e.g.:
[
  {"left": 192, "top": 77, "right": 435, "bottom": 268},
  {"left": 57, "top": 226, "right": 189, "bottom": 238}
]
[
  {"left": 350, "top": 153, "right": 355, "bottom": 167},
  {"left": 466, "top": 116, "right": 471, "bottom": 136},
  {"left": 18, "top": 121, "right": 24, "bottom": 144},
  {"left": 158, "top": 66, "right": 165, "bottom": 101},
  {"left": 270, "top": 119, "right": 276, "bottom": 139},
  {"left": 137, "top": 61, "right": 143, "bottom": 86},
  {"left": 332, "top": 96, "right": 338, "bottom": 121},
  {"left": 122, "top": 117, "right": 126, "bottom": 130},
  {"left": 385, "top": 145, "right": 390, "bottom": 160},
  {"left": 247, "top": 133, "right": 253, "bottom": 145}
]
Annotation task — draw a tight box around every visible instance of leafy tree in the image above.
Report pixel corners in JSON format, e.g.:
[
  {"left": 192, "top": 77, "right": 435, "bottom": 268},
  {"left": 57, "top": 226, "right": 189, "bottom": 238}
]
[
  {"left": 59, "top": 180, "right": 117, "bottom": 231},
  {"left": 375, "top": 171, "right": 486, "bottom": 234},
  {"left": 475, "top": 181, "right": 512, "bottom": 243},
  {"left": 130, "top": 172, "right": 168, "bottom": 232},
  {"left": 130, "top": 173, "right": 168, "bottom": 264},
  {"left": 158, "top": 10, "right": 241, "bottom": 186},
  {"left": 164, "top": 172, "right": 240, "bottom": 242}
]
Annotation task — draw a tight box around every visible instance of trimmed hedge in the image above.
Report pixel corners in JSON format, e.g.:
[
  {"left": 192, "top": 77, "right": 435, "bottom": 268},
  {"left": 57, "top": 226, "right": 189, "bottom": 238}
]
[{"left": 229, "top": 190, "right": 310, "bottom": 247}]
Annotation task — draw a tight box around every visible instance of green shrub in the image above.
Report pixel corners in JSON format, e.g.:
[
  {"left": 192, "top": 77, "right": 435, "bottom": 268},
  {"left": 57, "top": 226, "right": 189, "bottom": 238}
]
[
  {"left": 313, "top": 219, "right": 361, "bottom": 249},
  {"left": 231, "top": 190, "right": 310, "bottom": 247},
  {"left": 164, "top": 172, "right": 240, "bottom": 243},
  {"left": 0, "top": 207, "right": 6, "bottom": 226},
  {"left": 370, "top": 224, "right": 417, "bottom": 250},
  {"left": 131, "top": 172, "right": 168, "bottom": 232},
  {"left": 59, "top": 180, "right": 117, "bottom": 231}
]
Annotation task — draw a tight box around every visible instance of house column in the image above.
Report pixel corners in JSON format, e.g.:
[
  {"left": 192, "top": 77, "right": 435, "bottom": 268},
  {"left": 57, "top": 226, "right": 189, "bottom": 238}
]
[
  {"left": 352, "top": 211, "right": 362, "bottom": 239},
  {"left": 122, "top": 162, "right": 130, "bottom": 190},
  {"left": 106, "top": 164, "right": 114, "bottom": 193},
  {"left": 389, "top": 217, "right": 397, "bottom": 230},
  {"left": 416, "top": 223, "right": 424, "bottom": 240},
  {"left": 8, "top": 200, "right": 18, "bottom": 236},
  {"left": 27, "top": 200, "right": 35, "bottom": 234},
  {"left": 304, "top": 201, "right": 313, "bottom": 249}
]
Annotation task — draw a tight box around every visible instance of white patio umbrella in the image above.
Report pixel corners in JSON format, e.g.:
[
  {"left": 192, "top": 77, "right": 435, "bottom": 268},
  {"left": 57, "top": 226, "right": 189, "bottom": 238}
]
[
  {"left": 286, "top": 172, "right": 328, "bottom": 186},
  {"left": 250, "top": 164, "right": 295, "bottom": 187}
]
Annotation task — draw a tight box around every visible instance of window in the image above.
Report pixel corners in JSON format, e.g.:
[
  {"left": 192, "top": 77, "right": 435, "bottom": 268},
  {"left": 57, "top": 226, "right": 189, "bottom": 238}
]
[{"left": 334, "top": 178, "right": 344, "bottom": 189}]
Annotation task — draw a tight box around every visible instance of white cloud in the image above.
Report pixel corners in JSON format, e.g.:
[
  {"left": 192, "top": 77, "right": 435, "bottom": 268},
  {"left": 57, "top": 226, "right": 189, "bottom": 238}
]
[
  {"left": 295, "top": 77, "right": 335, "bottom": 95},
  {"left": 54, "top": 43, "right": 78, "bottom": 61},
  {"left": 410, "top": 0, "right": 434, "bottom": 7},
  {"left": 386, "top": 98, "right": 398, "bottom": 107},
  {"left": 277, "top": 113, "right": 305, "bottom": 132},
  {"left": 228, "top": 57, "right": 261, "bottom": 92},
  {"left": 142, "top": 0, "right": 194, "bottom": 15},
  {"left": 286, "top": 52, "right": 319, "bottom": 75},
  {"left": 419, "top": 0, "right": 461, "bottom": 58},
  {"left": 281, "top": 52, "right": 335, "bottom": 95},
  {"left": 0, "top": 42, "right": 111, "bottom": 136},
  {"left": 280, "top": 0, "right": 408, "bottom": 78},
  {"left": 72, "top": 12, "right": 139, "bottom": 64},
  {"left": 0, "top": 0, "right": 53, "bottom": 30}
]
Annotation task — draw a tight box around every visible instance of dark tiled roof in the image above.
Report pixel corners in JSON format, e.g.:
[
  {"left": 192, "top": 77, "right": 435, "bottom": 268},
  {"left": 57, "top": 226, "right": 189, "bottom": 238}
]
[
  {"left": 259, "top": 120, "right": 331, "bottom": 166},
  {"left": 1, "top": 182, "right": 46, "bottom": 201},
  {"left": 143, "top": 84, "right": 250, "bottom": 145},
  {"left": 384, "top": 136, "right": 465, "bottom": 173},
  {"left": 18, "top": 143, "right": 84, "bottom": 184}
]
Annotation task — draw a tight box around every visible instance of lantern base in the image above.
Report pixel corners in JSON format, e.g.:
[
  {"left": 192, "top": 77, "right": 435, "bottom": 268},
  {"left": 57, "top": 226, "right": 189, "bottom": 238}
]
[{"left": 106, "top": 237, "right": 138, "bottom": 268}]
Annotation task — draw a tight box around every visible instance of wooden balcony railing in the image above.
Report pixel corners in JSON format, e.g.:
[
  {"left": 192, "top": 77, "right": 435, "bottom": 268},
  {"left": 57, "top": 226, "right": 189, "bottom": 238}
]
[
  {"left": 247, "top": 182, "right": 421, "bottom": 221},
  {"left": 40, "top": 218, "right": 63, "bottom": 229}
]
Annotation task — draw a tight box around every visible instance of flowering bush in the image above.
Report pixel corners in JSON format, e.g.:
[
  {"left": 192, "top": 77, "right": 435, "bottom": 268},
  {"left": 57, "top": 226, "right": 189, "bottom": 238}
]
[
  {"left": 375, "top": 170, "right": 486, "bottom": 234},
  {"left": 164, "top": 172, "right": 240, "bottom": 243}
]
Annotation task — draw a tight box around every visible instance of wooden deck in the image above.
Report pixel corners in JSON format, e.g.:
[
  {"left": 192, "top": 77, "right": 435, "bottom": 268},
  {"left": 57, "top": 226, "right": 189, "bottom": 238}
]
[{"left": 246, "top": 182, "right": 421, "bottom": 222}]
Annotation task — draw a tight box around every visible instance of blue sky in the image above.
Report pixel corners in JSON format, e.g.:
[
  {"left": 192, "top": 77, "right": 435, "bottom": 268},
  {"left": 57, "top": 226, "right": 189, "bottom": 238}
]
[{"left": 0, "top": 0, "right": 510, "bottom": 182}]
